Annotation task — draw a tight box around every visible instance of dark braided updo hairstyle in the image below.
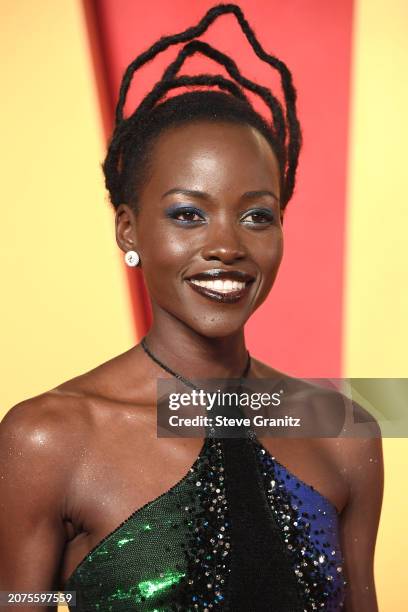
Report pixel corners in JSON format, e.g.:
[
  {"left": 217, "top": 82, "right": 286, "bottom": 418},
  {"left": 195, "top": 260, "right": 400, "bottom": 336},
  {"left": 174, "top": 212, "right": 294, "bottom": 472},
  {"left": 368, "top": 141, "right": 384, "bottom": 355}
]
[{"left": 103, "top": 3, "right": 302, "bottom": 214}]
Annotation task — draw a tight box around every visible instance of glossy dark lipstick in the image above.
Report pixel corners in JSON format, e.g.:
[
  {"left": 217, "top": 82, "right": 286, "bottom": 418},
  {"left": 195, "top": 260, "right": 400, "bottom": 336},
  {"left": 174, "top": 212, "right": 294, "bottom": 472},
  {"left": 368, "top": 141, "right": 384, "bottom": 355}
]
[{"left": 184, "top": 269, "right": 255, "bottom": 304}]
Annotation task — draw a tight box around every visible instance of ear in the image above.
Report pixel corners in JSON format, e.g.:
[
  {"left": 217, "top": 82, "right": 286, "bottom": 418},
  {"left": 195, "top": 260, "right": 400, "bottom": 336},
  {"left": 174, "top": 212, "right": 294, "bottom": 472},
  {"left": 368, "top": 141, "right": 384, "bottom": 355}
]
[{"left": 115, "top": 204, "right": 139, "bottom": 253}]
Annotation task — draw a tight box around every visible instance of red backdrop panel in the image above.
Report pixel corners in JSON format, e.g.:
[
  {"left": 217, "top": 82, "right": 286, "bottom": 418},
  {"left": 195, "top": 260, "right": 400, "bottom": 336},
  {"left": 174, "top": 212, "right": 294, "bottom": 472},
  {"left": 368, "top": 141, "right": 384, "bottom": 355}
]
[{"left": 84, "top": 0, "right": 354, "bottom": 377}]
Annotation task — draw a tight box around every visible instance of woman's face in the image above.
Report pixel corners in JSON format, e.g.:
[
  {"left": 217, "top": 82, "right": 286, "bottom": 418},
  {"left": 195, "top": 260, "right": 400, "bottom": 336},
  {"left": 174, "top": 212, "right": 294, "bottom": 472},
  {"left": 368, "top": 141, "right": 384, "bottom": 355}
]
[{"left": 116, "top": 120, "right": 284, "bottom": 338}]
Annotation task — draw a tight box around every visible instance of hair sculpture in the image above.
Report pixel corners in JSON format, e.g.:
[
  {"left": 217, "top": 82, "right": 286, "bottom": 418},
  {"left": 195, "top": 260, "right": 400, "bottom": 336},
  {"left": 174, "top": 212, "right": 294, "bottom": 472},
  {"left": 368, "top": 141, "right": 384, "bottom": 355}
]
[{"left": 103, "top": 3, "right": 302, "bottom": 213}]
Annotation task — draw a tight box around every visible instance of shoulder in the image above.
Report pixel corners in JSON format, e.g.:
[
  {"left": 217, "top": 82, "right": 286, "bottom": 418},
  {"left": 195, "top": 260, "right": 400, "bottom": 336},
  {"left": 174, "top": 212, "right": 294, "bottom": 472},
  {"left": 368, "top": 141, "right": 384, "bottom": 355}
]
[
  {"left": 0, "top": 390, "right": 92, "bottom": 538},
  {"left": 0, "top": 370, "right": 120, "bottom": 523},
  {"left": 0, "top": 390, "right": 101, "bottom": 588},
  {"left": 306, "top": 390, "right": 383, "bottom": 506},
  {"left": 0, "top": 348, "right": 122, "bottom": 469},
  {"left": 0, "top": 389, "right": 94, "bottom": 477},
  {"left": 250, "top": 356, "right": 383, "bottom": 484},
  {"left": 0, "top": 343, "right": 151, "bottom": 461},
  {"left": 252, "top": 355, "right": 381, "bottom": 426}
]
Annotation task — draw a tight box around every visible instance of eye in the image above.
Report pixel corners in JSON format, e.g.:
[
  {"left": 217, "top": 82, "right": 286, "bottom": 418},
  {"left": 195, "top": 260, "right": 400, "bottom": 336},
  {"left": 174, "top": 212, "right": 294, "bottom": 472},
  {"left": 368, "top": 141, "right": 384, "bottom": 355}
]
[
  {"left": 241, "top": 208, "right": 275, "bottom": 226},
  {"left": 165, "top": 205, "right": 206, "bottom": 224}
]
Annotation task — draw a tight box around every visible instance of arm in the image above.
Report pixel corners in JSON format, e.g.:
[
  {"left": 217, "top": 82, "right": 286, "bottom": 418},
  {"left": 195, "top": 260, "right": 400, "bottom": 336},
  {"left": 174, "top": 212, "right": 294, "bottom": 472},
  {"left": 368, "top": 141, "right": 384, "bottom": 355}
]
[
  {"left": 0, "top": 396, "right": 69, "bottom": 611},
  {"left": 339, "top": 434, "right": 384, "bottom": 612}
]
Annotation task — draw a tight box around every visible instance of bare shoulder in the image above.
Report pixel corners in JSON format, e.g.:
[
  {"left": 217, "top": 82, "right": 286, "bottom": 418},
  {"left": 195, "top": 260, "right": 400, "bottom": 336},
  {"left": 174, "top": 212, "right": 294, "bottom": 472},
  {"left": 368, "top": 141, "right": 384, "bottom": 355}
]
[
  {"left": 0, "top": 349, "right": 124, "bottom": 467},
  {"left": 0, "top": 343, "right": 151, "bottom": 468},
  {"left": 251, "top": 356, "right": 383, "bottom": 479},
  {"left": 0, "top": 389, "right": 94, "bottom": 477},
  {"left": 0, "top": 388, "right": 104, "bottom": 592},
  {"left": 0, "top": 391, "right": 91, "bottom": 555},
  {"left": 0, "top": 344, "right": 154, "bottom": 475}
]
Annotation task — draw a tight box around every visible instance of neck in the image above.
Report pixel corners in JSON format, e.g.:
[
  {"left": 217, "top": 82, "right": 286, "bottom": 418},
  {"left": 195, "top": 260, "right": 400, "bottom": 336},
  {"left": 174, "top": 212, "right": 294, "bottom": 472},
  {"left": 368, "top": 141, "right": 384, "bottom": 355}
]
[{"left": 142, "top": 310, "right": 250, "bottom": 380}]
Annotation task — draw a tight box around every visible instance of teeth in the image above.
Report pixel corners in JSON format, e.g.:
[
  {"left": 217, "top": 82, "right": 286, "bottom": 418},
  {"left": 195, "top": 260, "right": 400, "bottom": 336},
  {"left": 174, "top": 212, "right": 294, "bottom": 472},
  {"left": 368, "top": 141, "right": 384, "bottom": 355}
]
[{"left": 189, "top": 279, "right": 246, "bottom": 293}]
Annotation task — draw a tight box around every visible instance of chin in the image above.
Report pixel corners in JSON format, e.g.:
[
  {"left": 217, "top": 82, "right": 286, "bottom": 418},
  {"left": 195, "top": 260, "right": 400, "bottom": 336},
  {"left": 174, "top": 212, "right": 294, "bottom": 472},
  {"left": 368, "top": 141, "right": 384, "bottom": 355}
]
[{"left": 187, "top": 314, "right": 250, "bottom": 339}]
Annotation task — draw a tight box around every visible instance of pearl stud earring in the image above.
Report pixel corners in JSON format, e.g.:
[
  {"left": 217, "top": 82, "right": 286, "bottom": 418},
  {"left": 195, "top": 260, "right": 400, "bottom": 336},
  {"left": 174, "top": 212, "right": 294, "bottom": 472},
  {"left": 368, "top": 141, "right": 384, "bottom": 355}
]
[{"left": 124, "top": 250, "right": 140, "bottom": 267}]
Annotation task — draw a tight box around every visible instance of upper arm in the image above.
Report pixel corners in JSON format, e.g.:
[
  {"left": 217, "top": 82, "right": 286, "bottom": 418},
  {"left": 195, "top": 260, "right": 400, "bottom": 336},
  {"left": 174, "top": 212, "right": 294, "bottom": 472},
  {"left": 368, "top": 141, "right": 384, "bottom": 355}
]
[
  {"left": 0, "top": 397, "right": 70, "bottom": 610},
  {"left": 339, "top": 432, "right": 384, "bottom": 612}
]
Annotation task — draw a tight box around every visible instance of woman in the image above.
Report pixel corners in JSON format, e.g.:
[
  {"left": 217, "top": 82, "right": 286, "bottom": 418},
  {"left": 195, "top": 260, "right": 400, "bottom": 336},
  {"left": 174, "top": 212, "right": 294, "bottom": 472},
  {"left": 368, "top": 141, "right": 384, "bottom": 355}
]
[{"left": 0, "top": 4, "right": 383, "bottom": 611}]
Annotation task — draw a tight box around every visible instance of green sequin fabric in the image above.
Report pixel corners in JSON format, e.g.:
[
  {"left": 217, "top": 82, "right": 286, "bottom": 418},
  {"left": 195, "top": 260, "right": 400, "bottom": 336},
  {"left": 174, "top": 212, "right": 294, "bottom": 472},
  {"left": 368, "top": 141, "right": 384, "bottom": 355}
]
[{"left": 65, "top": 437, "right": 231, "bottom": 611}]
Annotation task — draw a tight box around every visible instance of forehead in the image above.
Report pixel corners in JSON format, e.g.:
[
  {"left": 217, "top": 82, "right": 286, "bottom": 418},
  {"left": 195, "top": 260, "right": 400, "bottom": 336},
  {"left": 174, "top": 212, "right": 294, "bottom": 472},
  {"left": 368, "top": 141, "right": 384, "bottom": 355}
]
[{"left": 140, "top": 121, "right": 281, "bottom": 199}]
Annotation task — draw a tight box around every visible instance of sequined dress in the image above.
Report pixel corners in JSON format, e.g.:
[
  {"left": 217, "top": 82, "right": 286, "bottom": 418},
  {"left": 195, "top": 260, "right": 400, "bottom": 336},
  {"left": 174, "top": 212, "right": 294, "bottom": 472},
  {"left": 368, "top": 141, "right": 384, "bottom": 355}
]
[{"left": 64, "top": 429, "right": 346, "bottom": 611}]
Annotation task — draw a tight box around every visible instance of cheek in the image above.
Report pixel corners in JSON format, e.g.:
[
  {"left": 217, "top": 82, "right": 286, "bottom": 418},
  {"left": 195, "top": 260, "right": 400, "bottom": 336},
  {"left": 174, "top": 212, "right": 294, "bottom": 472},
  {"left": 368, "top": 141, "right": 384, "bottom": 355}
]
[
  {"left": 150, "top": 239, "right": 185, "bottom": 267},
  {"left": 258, "top": 229, "right": 283, "bottom": 267},
  {"left": 255, "top": 233, "right": 284, "bottom": 293},
  {"left": 138, "top": 225, "right": 194, "bottom": 294}
]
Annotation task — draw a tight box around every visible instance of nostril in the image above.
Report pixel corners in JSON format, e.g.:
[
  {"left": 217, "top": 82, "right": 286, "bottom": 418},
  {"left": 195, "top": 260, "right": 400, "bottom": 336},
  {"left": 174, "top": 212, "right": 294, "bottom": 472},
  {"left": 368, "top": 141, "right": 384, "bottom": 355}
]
[{"left": 202, "top": 247, "right": 246, "bottom": 264}]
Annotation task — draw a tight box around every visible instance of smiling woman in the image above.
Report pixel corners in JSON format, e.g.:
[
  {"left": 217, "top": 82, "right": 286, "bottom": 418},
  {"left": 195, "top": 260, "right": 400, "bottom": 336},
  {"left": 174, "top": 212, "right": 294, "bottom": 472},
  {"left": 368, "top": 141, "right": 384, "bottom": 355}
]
[{"left": 0, "top": 3, "right": 383, "bottom": 612}]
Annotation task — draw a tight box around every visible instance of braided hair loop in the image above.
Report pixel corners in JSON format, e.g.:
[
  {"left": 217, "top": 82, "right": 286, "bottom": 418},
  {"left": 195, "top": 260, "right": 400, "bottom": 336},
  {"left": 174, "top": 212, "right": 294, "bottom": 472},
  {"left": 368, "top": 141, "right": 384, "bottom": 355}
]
[{"left": 103, "top": 3, "right": 302, "bottom": 211}]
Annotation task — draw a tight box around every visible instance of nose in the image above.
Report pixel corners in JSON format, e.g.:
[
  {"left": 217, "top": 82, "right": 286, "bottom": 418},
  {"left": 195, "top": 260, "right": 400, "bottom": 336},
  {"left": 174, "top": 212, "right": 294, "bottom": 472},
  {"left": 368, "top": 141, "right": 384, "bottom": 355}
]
[{"left": 200, "top": 222, "right": 246, "bottom": 264}]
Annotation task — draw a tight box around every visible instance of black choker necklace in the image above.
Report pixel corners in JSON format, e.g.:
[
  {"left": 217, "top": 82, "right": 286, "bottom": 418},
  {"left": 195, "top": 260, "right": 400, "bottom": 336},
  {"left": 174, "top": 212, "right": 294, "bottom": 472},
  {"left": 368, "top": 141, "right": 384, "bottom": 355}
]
[{"left": 140, "top": 336, "right": 251, "bottom": 390}]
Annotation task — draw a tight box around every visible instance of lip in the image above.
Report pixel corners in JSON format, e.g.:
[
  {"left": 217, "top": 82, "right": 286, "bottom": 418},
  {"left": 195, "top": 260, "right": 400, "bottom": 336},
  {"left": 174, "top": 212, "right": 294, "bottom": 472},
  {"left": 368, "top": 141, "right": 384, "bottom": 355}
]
[
  {"left": 185, "top": 278, "right": 253, "bottom": 304},
  {"left": 185, "top": 268, "right": 255, "bottom": 283},
  {"left": 184, "top": 268, "right": 255, "bottom": 304}
]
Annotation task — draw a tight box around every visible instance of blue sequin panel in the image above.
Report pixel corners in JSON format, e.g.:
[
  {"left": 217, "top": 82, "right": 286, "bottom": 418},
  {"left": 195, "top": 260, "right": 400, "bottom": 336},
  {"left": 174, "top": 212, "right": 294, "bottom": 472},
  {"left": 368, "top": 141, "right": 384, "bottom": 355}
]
[{"left": 253, "top": 440, "right": 347, "bottom": 611}]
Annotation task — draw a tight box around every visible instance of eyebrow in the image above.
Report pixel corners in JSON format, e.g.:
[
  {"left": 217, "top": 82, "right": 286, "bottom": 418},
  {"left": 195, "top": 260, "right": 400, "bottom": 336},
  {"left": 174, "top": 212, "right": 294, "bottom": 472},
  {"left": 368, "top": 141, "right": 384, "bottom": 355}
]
[
  {"left": 161, "top": 188, "right": 209, "bottom": 200},
  {"left": 161, "top": 188, "right": 279, "bottom": 202},
  {"left": 241, "top": 190, "right": 279, "bottom": 203}
]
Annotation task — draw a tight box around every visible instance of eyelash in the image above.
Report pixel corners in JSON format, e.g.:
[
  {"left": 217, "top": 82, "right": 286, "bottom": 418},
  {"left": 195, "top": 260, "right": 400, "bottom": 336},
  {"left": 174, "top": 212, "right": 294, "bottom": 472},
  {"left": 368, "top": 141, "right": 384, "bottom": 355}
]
[
  {"left": 241, "top": 210, "right": 275, "bottom": 225},
  {"left": 166, "top": 206, "right": 204, "bottom": 224},
  {"left": 166, "top": 206, "right": 275, "bottom": 226}
]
